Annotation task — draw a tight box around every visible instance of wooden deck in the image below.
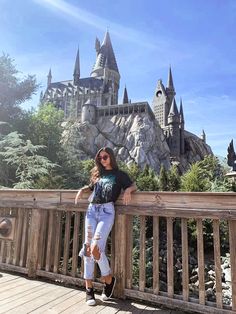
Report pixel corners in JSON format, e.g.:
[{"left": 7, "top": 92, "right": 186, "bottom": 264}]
[{"left": 0, "top": 272, "right": 187, "bottom": 314}]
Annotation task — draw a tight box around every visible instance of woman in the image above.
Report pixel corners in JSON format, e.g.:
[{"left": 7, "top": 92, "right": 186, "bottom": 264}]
[{"left": 75, "top": 147, "right": 136, "bottom": 306}]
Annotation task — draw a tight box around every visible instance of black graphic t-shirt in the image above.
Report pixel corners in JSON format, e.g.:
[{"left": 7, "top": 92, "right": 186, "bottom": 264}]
[{"left": 89, "top": 169, "right": 133, "bottom": 204}]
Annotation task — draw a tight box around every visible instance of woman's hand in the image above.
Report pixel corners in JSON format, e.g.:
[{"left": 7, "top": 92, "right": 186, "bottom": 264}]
[
  {"left": 123, "top": 189, "right": 132, "bottom": 205},
  {"left": 75, "top": 189, "right": 83, "bottom": 204},
  {"left": 123, "top": 184, "right": 137, "bottom": 205}
]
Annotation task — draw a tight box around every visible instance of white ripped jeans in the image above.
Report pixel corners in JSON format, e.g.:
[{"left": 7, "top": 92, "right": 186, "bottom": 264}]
[{"left": 79, "top": 202, "right": 115, "bottom": 280}]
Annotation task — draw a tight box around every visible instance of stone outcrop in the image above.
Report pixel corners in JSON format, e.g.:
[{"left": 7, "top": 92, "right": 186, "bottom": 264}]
[{"left": 62, "top": 112, "right": 212, "bottom": 173}]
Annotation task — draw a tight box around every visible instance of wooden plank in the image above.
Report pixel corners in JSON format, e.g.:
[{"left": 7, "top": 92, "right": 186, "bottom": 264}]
[
  {"left": 229, "top": 219, "right": 236, "bottom": 311},
  {"left": 13, "top": 208, "right": 24, "bottom": 265},
  {"left": 213, "top": 219, "right": 222, "bottom": 309},
  {"left": 27, "top": 289, "right": 80, "bottom": 313},
  {"left": 19, "top": 209, "right": 29, "bottom": 267},
  {"left": 0, "top": 240, "right": 6, "bottom": 263},
  {"left": 1, "top": 190, "right": 236, "bottom": 216},
  {"left": 197, "top": 219, "right": 205, "bottom": 305},
  {"left": 114, "top": 213, "right": 127, "bottom": 298},
  {"left": 167, "top": 217, "right": 174, "bottom": 298},
  {"left": 45, "top": 210, "right": 55, "bottom": 272},
  {"left": 40, "top": 290, "right": 84, "bottom": 314},
  {"left": 27, "top": 208, "right": 42, "bottom": 278},
  {"left": 37, "top": 209, "right": 48, "bottom": 270},
  {"left": 126, "top": 215, "right": 133, "bottom": 289},
  {"left": 6, "top": 285, "right": 76, "bottom": 313},
  {"left": 153, "top": 216, "right": 159, "bottom": 294},
  {"left": 0, "top": 263, "right": 28, "bottom": 274},
  {"left": 125, "top": 288, "right": 235, "bottom": 314},
  {"left": 62, "top": 211, "right": 72, "bottom": 275},
  {"left": 53, "top": 211, "right": 62, "bottom": 273},
  {"left": 181, "top": 218, "right": 189, "bottom": 301},
  {"left": 71, "top": 212, "right": 80, "bottom": 277},
  {"left": 0, "top": 282, "right": 60, "bottom": 313},
  {"left": 139, "top": 216, "right": 146, "bottom": 292}
]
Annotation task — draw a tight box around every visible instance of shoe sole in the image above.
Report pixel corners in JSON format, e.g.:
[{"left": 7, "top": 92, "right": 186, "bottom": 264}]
[
  {"left": 86, "top": 299, "right": 96, "bottom": 306},
  {"left": 101, "top": 277, "right": 116, "bottom": 301}
]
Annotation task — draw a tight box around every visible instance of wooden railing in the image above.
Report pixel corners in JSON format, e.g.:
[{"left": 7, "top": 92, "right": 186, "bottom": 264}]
[{"left": 0, "top": 190, "right": 236, "bottom": 314}]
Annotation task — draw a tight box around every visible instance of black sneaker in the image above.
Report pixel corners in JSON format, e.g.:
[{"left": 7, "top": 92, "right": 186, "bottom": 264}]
[
  {"left": 101, "top": 276, "right": 116, "bottom": 301},
  {"left": 86, "top": 288, "right": 96, "bottom": 306}
]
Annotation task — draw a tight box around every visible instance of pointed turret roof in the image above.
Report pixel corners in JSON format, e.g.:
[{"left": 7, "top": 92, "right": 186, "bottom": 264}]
[
  {"left": 169, "top": 98, "right": 179, "bottom": 116},
  {"left": 167, "top": 66, "right": 175, "bottom": 90},
  {"left": 73, "top": 47, "right": 80, "bottom": 85},
  {"left": 123, "top": 86, "right": 129, "bottom": 104},
  {"left": 179, "top": 98, "right": 184, "bottom": 123},
  {"left": 91, "top": 31, "right": 119, "bottom": 74},
  {"left": 48, "top": 68, "right": 52, "bottom": 78}
]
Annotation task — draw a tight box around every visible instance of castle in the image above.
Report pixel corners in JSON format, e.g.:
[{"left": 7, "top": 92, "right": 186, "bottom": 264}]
[{"left": 42, "top": 30, "right": 206, "bottom": 162}]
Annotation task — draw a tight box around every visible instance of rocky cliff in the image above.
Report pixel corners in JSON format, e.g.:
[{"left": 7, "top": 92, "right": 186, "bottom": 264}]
[{"left": 62, "top": 112, "right": 212, "bottom": 173}]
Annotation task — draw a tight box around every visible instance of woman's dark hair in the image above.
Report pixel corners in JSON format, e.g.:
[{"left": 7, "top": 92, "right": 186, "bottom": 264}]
[{"left": 90, "top": 147, "right": 118, "bottom": 183}]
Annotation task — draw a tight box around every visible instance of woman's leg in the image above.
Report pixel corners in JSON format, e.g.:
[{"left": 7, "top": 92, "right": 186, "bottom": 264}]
[
  {"left": 81, "top": 206, "right": 97, "bottom": 288},
  {"left": 90, "top": 203, "right": 115, "bottom": 281}
]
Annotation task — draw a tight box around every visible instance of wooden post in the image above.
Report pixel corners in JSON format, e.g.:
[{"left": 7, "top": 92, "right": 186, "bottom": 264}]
[
  {"left": 114, "top": 213, "right": 127, "bottom": 298},
  {"left": 27, "top": 208, "right": 41, "bottom": 278},
  {"left": 229, "top": 220, "right": 236, "bottom": 311}
]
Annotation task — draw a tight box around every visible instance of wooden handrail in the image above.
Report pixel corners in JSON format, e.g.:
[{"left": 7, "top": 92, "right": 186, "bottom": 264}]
[{"left": 0, "top": 189, "right": 236, "bottom": 314}]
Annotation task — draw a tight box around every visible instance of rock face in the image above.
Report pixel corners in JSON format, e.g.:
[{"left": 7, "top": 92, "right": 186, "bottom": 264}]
[
  {"left": 179, "top": 130, "right": 213, "bottom": 172},
  {"left": 62, "top": 112, "right": 212, "bottom": 173}
]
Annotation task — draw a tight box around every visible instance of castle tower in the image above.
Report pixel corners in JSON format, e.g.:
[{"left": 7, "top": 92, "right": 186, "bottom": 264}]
[
  {"left": 47, "top": 69, "right": 52, "bottom": 87},
  {"left": 179, "top": 98, "right": 185, "bottom": 155},
  {"left": 167, "top": 98, "right": 180, "bottom": 157},
  {"left": 91, "top": 30, "right": 120, "bottom": 105}
]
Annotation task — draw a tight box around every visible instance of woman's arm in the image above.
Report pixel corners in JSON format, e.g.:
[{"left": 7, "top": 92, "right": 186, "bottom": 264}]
[
  {"left": 75, "top": 185, "right": 92, "bottom": 204},
  {"left": 123, "top": 183, "right": 137, "bottom": 205}
]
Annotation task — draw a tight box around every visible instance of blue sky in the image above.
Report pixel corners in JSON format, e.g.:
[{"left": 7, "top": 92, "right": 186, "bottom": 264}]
[{"left": 1, "top": 0, "right": 236, "bottom": 157}]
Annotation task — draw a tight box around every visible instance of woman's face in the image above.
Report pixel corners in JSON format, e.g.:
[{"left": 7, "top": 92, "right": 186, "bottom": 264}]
[{"left": 98, "top": 150, "right": 112, "bottom": 170}]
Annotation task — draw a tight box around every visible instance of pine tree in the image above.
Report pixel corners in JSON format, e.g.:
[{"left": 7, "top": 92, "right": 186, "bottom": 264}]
[{"left": 159, "top": 164, "right": 168, "bottom": 191}]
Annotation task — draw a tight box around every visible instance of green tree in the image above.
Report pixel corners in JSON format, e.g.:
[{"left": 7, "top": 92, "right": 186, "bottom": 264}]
[
  {"left": 181, "top": 163, "right": 208, "bottom": 191},
  {"left": 159, "top": 164, "right": 168, "bottom": 191},
  {"left": 29, "top": 103, "right": 64, "bottom": 163},
  {"left": 136, "top": 164, "right": 159, "bottom": 191},
  {"left": 168, "top": 165, "right": 181, "bottom": 191},
  {"left": 0, "top": 132, "right": 56, "bottom": 188},
  {"left": 0, "top": 54, "right": 38, "bottom": 123}
]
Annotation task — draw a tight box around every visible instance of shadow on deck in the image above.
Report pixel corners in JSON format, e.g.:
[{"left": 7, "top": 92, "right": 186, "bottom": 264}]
[{"left": 0, "top": 272, "right": 188, "bottom": 314}]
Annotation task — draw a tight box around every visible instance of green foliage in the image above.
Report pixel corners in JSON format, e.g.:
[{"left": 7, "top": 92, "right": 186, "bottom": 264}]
[
  {"left": 159, "top": 164, "right": 168, "bottom": 191},
  {"left": 0, "top": 131, "right": 56, "bottom": 188},
  {"left": 181, "top": 163, "right": 208, "bottom": 191},
  {"left": 29, "top": 103, "right": 64, "bottom": 163},
  {"left": 168, "top": 165, "right": 181, "bottom": 191},
  {"left": 136, "top": 164, "right": 159, "bottom": 191},
  {"left": 181, "top": 155, "right": 235, "bottom": 192},
  {"left": 0, "top": 54, "right": 38, "bottom": 123}
]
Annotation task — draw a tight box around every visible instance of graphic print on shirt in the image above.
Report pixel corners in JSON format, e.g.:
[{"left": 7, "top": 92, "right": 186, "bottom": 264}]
[{"left": 93, "top": 174, "right": 116, "bottom": 203}]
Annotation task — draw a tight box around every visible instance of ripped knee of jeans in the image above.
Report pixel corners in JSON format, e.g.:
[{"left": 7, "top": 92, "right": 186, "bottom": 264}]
[
  {"left": 79, "top": 243, "right": 91, "bottom": 258},
  {"left": 91, "top": 232, "right": 103, "bottom": 260}
]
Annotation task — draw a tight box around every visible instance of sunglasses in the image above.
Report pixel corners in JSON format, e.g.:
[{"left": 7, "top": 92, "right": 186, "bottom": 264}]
[{"left": 98, "top": 154, "right": 109, "bottom": 161}]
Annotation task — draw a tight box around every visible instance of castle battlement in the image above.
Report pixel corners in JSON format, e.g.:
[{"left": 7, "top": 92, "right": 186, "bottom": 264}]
[{"left": 81, "top": 101, "right": 155, "bottom": 124}]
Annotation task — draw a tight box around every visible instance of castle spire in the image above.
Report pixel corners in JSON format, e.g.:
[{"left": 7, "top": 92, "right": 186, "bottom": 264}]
[
  {"left": 179, "top": 97, "right": 184, "bottom": 124},
  {"left": 123, "top": 85, "right": 129, "bottom": 104},
  {"left": 47, "top": 68, "right": 52, "bottom": 87},
  {"left": 167, "top": 66, "right": 174, "bottom": 90},
  {"left": 201, "top": 129, "right": 206, "bottom": 143},
  {"left": 95, "top": 37, "right": 100, "bottom": 55},
  {"left": 73, "top": 47, "right": 80, "bottom": 86},
  {"left": 169, "top": 98, "right": 179, "bottom": 116}
]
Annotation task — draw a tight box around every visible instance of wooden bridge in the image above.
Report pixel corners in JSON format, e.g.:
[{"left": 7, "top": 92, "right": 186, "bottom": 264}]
[{"left": 0, "top": 190, "right": 236, "bottom": 313}]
